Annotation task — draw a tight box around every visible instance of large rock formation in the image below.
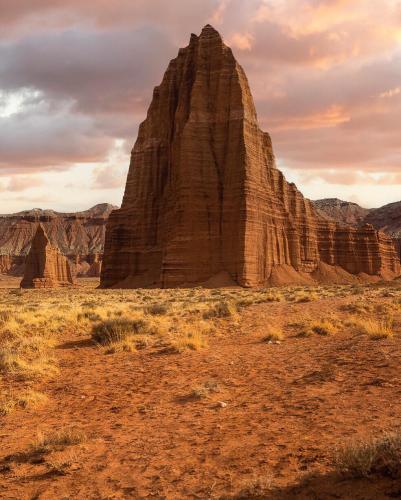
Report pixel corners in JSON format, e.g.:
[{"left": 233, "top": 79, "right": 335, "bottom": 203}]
[
  {"left": 0, "top": 204, "right": 116, "bottom": 277},
  {"left": 20, "top": 224, "right": 74, "bottom": 288},
  {"left": 101, "top": 25, "right": 400, "bottom": 288}
]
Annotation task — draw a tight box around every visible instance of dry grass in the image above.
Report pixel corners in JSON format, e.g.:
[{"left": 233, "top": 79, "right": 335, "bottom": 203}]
[
  {"left": 261, "top": 327, "right": 284, "bottom": 342},
  {"left": 46, "top": 449, "right": 80, "bottom": 475},
  {"left": 233, "top": 474, "right": 273, "bottom": 498},
  {"left": 352, "top": 316, "right": 394, "bottom": 339},
  {"left": 335, "top": 432, "right": 401, "bottom": 478},
  {"left": 104, "top": 337, "right": 137, "bottom": 354},
  {"left": 190, "top": 380, "right": 220, "bottom": 400},
  {"left": 30, "top": 428, "right": 87, "bottom": 455},
  {"left": 0, "top": 282, "right": 399, "bottom": 418},
  {"left": 91, "top": 317, "right": 149, "bottom": 345},
  {"left": 144, "top": 303, "right": 170, "bottom": 316},
  {"left": 0, "top": 389, "right": 48, "bottom": 416},
  {"left": 202, "top": 300, "right": 238, "bottom": 320},
  {"left": 294, "top": 316, "right": 340, "bottom": 338},
  {"left": 170, "top": 326, "right": 208, "bottom": 352},
  {"left": 309, "top": 319, "right": 339, "bottom": 336},
  {"left": 293, "top": 290, "right": 319, "bottom": 303}
]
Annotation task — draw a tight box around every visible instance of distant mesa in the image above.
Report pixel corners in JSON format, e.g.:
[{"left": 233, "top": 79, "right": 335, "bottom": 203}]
[
  {"left": 100, "top": 25, "right": 400, "bottom": 288},
  {"left": 20, "top": 224, "right": 74, "bottom": 289}
]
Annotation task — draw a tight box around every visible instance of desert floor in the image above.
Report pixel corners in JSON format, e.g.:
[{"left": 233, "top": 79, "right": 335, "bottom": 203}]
[{"left": 0, "top": 278, "right": 400, "bottom": 499}]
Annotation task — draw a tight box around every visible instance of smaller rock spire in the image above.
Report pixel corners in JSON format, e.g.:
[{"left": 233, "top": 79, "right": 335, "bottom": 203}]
[{"left": 20, "top": 224, "right": 74, "bottom": 288}]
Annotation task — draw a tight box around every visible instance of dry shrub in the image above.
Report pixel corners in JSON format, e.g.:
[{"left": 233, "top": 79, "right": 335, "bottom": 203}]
[
  {"left": 190, "top": 381, "right": 219, "bottom": 400},
  {"left": 31, "top": 428, "right": 87, "bottom": 455},
  {"left": 261, "top": 327, "right": 283, "bottom": 342},
  {"left": 91, "top": 317, "right": 148, "bottom": 345},
  {"left": 335, "top": 433, "right": 401, "bottom": 478},
  {"left": 294, "top": 291, "right": 318, "bottom": 303},
  {"left": 234, "top": 474, "right": 273, "bottom": 498},
  {"left": 295, "top": 317, "right": 339, "bottom": 337},
  {"left": 202, "top": 300, "right": 238, "bottom": 319},
  {"left": 170, "top": 323, "right": 209, "bottom": 352},
  {"left": 0, "top": 390, "right": 48, "bottom": 416},
  {"left": 340, "top": 303, "right": 372, "bottom": 314},
  {"left": 310, "top": 319, "right": 339, "bottom": 336},
  {"left": 0, "top": 309, "right": 13, "bottom": 324},
  {"left": 47, "top": 449, "right": 79, "bottom": 474},
  {"left": 144, "top": 303, "right": 170, "bottom": 316},
  {"left": 0, "top": 348, "right": 58, "bottom": 380},
  {"left": 353, "top": 316, "right": 393, "bottom": 339},
  {"left": 104, "top": 338, "right": 137, "bottom": 354}
]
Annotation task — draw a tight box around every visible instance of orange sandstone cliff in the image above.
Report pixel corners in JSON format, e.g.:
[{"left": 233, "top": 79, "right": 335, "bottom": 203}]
[
  {"left": 20, "top": 225, "right": 74, "bottom": 288},
  {"left": 101, "top": 25, "right": 400, "bottom": 288},
  {"left": 0, "top": 204, "right": 115, "bottom": 277}
]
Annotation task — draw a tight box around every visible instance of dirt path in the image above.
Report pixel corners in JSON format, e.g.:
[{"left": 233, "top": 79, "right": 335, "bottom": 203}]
[{"left": 1, "top": 299, "right": 401, "bottom": 499}]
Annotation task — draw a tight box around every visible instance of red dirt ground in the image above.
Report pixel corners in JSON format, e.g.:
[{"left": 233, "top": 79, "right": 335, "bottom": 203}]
[{"left": 1, "top": 290, "right": 401, "bottom": 499}]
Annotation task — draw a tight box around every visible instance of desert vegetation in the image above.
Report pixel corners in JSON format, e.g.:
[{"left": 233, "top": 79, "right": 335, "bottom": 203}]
[
  {"left": 335, "top": 432, "right": 401, "bottom": 478},
  {"left": 0, "top": 278, "right": 400, "bottom": 498}
]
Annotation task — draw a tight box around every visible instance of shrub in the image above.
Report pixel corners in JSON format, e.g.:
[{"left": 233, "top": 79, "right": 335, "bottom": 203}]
[
  {"left": 354, "top": 317, "right": 393, "bottom": 339},
  {"left": 310, "top": 319, "right": 338, "bottom": 336},
  {"left": 335, "top": 433, "right": 401, "bottom": 478},
  {"left": 171, "top": 325, "right": 208, "bottom": 352},
  {"left": 104, "top": 338, "right": 137, "bottom": 354},
  {"left": 202, "top": 300, "right": 238, "bottom": 319},
  {"left": 31, "top": 428, "right": 87, "bottom": 455},
  {"left": 0, "top": 390, "right": 48, "bottom": 416},
  {"left": 77, "top": 311, "right": 102, "bottom": 322},
  {"left": 234, "top": 474, "right": 273, "bottom": 498},
  {"left": 0, "top": 310, "right": 13, "bottom": 324},
  {"left": 261, "top": 327, "right": 283, "bottom": 342},
  {"left": 91, "top": 318, "right": 148, "bottom": 345},
  {"left": 144, "top": 303, "right": 170, "bottom": 316},
  {"left": 294, "top": 291, "right": 318, "bottom": 303}
]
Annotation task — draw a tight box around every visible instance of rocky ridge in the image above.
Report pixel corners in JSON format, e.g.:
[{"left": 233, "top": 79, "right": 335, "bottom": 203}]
[
  {"left": 101, "top": 25, "right": 400, "bottom": 288},
  {"left": 314, "top": 198, "right": 371, "bottom": 226}
]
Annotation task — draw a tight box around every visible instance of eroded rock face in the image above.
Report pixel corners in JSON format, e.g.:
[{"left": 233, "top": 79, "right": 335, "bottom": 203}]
[
  {"left": 0, "top": 204, "right": 115, "bottom": 277},
  {"left": 20, "top": 225, "right": 74, "bottom": 288},
  {"left": 315, "top": 199, "right": 401, "bottom": 263},
  {"left": 101, "top": 25, "right": 400, "bottom": 288}
]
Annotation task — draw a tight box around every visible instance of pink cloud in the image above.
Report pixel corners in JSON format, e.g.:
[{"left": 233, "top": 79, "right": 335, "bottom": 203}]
[
  {"left": 6, "top": 175, "right": 44, "bottom": 191},
  {"left": 0, "top": 0, "right": 399, "bottom": 209}
]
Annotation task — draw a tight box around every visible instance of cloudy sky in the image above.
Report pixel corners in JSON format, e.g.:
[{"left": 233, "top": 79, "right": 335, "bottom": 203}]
[{"left": 1, "top": 0, "right": 400, "bottom": 213}]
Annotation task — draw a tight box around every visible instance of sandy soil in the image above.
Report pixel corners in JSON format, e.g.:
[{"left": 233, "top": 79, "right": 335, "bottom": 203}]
[{"left": 0, "top": 282, "right": 400, "bottom": 499}]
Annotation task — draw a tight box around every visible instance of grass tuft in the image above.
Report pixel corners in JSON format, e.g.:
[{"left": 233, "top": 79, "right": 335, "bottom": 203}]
[
  {"left": 91, "top": 318, "right": 148, "bottom": 345},
  {"left": 335, "top": 433, "right": 401, "bottom": 478}
]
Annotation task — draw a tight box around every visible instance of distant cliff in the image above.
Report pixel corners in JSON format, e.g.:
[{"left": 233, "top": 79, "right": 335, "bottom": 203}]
[
  {"left": 0, "top": 203, "right": 117, "bottom": 276},
  {"left": 314, "top": 199, "right": 401, "bottom": 260}
]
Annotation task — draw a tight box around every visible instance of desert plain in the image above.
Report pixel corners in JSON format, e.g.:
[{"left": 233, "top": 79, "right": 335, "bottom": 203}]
[{"left": 0, "top": 277, "right": 400, "bottom": 499}]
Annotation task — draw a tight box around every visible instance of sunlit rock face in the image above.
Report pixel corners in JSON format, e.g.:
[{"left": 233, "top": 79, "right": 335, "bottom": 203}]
[
  {"left": 101, "top": 25, "right": 400, "bottom": 288},
  {"left": 20, "top": 225, "right": 74, "bottom": 288}
]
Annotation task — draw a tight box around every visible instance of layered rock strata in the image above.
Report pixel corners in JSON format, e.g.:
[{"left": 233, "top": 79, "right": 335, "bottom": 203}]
[
  {"left": 315, "top": 199, "right": 401, "bottom": 263},
  {"left": 101, "top": 25, "right": 400, "bottom": 288},
  {"left": 0, "top": 204, "right": 115, "bottom": 277},
  {"left": 20, "top": 225, "right": 74, "bottom": 288}
]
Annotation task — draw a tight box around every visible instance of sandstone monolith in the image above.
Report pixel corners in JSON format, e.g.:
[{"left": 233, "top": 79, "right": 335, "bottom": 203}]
[
  {"left": 20, "top": 224, "right": 74, "bottom": 288},
  {"left": 101, "top": 25, "right": 400, "bottom": 288}
]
